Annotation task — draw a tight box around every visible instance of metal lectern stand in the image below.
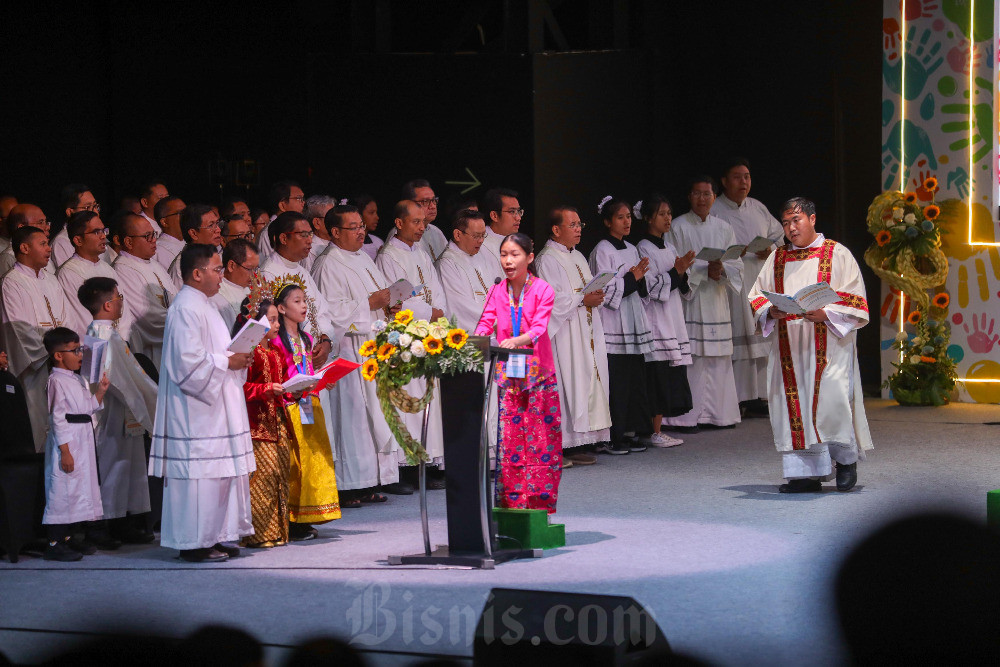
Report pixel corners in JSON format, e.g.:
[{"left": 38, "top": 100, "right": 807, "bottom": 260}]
[{"left": 388, "top": 337, "right": 541, "bottom": 569}]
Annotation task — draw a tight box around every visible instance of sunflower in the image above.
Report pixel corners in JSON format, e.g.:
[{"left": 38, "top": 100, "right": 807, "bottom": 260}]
[
  {"left": 906, "top": 310, "right": 921, "bottom": 325},
  {"left": 446, "top": 328, "right": 468, "bottom": 349},
  {"left": 376, "top": 343, "right": 397, "bottom": 361},
  {"left": 358, "top": 339, "right": 378, "bottom": 357},
  {"left": 875, "top": 230, "right": 891, "bottom": 247},
  {"left": 423, "top": 336, "right": 444, "bottom": 355},
  {"left": 904, "top": 191, "right": 918, "bottom": 203},
  {"left": 923, "top": 204, "right": 940, "bottom": 220},
  {"left": 920, "top": 356, "right": 936, "bottom": 364},
  {"left": 361, "top": 358, "right": 379, "bottom": 381},
  {"left": 394, "top": 309, "right": 414, "bottom": 326},
  {"left": 932, "top": 292, "right": 950, "bottom": 309},
  {"left": 922, "top": 176, "right": 939, "bottom": 192}
]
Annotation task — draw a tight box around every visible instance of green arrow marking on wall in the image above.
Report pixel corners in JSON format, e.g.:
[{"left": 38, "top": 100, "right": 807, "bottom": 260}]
[{"left": 445, "top": 167, "right": 481, "bottom": 194}]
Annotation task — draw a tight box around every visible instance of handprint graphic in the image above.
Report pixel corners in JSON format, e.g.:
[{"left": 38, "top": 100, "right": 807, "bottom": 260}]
[
  {"left": 964, "top": 312, "right": 1000, "bottom": 354},
  {"left": 941, "top": 101, "right": 993, "bottom": 164},
  {"left": 883, "top": 27, "right": 944, "bottom": 99}
]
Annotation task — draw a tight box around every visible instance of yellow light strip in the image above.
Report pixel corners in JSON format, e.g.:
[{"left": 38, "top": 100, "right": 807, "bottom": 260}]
[
  {"left": 968, "top": 0, "right": 975, "bottom": 244},
  {"left": 957, "top": 378, "right": 1000, "bottom": 383}
]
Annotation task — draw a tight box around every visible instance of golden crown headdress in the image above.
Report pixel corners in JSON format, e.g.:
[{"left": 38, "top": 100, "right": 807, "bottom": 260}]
[{"left": 267, "top": 272, "right": 321, "bottom": 340}]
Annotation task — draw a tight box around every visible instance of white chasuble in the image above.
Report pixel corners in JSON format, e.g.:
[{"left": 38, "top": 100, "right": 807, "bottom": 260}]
[
  {"left": 57, "top": 254, "right": 132, "bottom": 339},
  {"left": 536, "top": 240, "right": 612, "bottom": 447},
  {"left": 313, "top": 245, "right": 399, "bottom": 489},
  {"left": 87, "top": 320, "right": 157, "bottom": 518},
  {"left": 113, "top": 252, "right": 176, "bottom": 371},
  {"left": 1, "top": 263, "right": 72, "bottom": 451},
  {"left": 149, "top": 286, "right": 254, "bottom": 550},
  {"left": 748, "top": 234, "right": 873, "bottom": 477},
  {"left": 386, "top": 223, "right": 449, "bottom": 263},
  {"left": 154, "top": 233, "right": 184, "bottom": 272}
]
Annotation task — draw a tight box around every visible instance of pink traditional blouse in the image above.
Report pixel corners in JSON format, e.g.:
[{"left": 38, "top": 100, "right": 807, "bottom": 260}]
[{"left": 475, "top": 275, "right": 556, "bottom": 386}]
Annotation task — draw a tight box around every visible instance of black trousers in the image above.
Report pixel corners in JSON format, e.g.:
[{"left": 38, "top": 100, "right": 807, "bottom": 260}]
[{"left": 607, "top": 353, "right": 652, "bottom": 442}]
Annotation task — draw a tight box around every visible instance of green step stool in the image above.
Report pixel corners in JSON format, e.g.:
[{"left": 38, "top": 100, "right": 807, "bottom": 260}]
[
  {"left": 988, "top": 490, "right": 1000, "bottom": 526},
  {"left": 493, "top": 508, "right": 565, "bottom": 550}
]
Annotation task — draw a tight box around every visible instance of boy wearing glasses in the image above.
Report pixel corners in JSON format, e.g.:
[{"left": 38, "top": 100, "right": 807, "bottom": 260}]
[{"left": 40, "top": 326, "right": 110, "bottom": 561}]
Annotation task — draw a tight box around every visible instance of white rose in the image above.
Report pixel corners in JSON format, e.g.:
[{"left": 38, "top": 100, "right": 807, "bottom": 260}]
[
  {"left": 410, "top": 341, "right": 426, "bottom": 358},
  {"left": 400, "top": 350, "right": 412, "bottom": 362},
  {"left": 892, "top": 208, "right": 904, "bottom": 221},
  {"left": 911, "top": 337, "right": 923, "bottom": 346},
  {"left": 904, "top": 213, "right": 916, "bottom": 224},
  {"left": 399, "top": 333, "right": 413, "bottom": 347},
  {"left": 894, "top": 331, "right": 907, "bottom": 343},
  {"left": 909, "top": 355, "right": 921, "bottom": 364}
]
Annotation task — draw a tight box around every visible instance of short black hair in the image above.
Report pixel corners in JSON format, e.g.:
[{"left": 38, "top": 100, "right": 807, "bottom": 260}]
[
  {"left": 79, "top": 276, "right": 119, "bottom": 316},
  {"left": 393, "top": 200, "right": 418, "bottom": 220},
  {"left": 154, "top": 195, "right": 183, "bottom": 224},
  {"left": 268, "top": 211, "right": 308, "bottom": 249},
  {"left": 180, "top": 243, "right": 217, "bottom": 281},
  {"left": 180, "top": 204, "right": 215, "bottom": 244},
  {"left": 60, "top": 184, "right": 91, "bottom": 215},
  {"left": 140, "top": 178, "right": 166, "bottom": 199},
  {"left": 639, "top": 194, "right": 672, "bottom": 221},
  {"left": 401, "top": 179, "right": 431, "bottom": 200},
  {"left": 687, "top": 175, "right": 717, "bottom": 193},
  {"left": 721, "top": 157, "right": 751, "bottom": 179},
  {"left": 222, "top": 238, "right": 257, "bottom": 267},
  {"left": 481, "top": 187, "right": 518, "bottom": 219},
  {"left": 547, "top": 205, "right": 579, "bottom": 236},
  {"left": 349, "top": 193, "right": 376, "bottom": 211},
  {"left": 780, "top": 197, "right": 817, "bottom": 218},
  {"left": 108, "top": 210, "right": 139, "bottom": 248},
  {"left": 268, "top": 180, "right": 301, "bottom": 215},
  {"left": 323, "top": 205, "right": 360, "bottom": 236},
  {"left": 44, "top": 326, "right": 79, "bottom": 355},
  {"left": 12, "top": 225, "right": 44, "bottom": 256},
  {"left": 220, "top": 196, "right": 248, "bottom": 219},
  {"left": 67, "top": 210, "right": 100, "bottom": 241},
  {"left": 452, "top": 208, "right": 484, "bottom": 234}
]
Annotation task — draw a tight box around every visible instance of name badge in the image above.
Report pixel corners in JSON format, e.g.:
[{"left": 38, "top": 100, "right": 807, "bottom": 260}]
[
  {"left": 506, "top": 355, "right": 526, "bottom": 378},
  {"left": 298, "top": 396, "right": 315, "bottom": 425},
  {"left": 5, "top": 385, "right": 14, "bottom": 394}
]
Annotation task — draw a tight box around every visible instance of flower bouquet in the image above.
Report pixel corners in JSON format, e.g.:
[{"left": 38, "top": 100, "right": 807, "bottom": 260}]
[
  {"left": 884, "top": 314, "right": 957, "bottom": 406},
  {"left": 358, "top": 309, "right": 483, "bottom": 463}
]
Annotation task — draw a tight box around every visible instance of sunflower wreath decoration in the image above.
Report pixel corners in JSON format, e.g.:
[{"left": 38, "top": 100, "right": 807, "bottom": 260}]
[
  {"left": 866, "top": 176, "right": 955, "bottom": 405},
  {"left": 358, "top": 310, "right": 483, "bottom": 463}
]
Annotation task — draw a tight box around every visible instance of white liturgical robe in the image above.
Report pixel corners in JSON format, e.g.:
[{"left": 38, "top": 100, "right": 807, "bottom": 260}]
[
  {"left": 1, "top": 262, "right": 72, "bottom": 451},
  {"left": 50, "top": 228, "right": 75, "bottom": 269},
  {"left": 588, "top": 237, "right": 653, "bottom": 356},
  {"left": 87, "top": 320, "right": 157, "bottom": 518},
  {"left": 0, "top": 247, "right": 56, "bottom": 276},
  {"left": 636, "top": 236, "right": 692, "bottom": 365},
  {"left": 42, "top": 368, "right": 104, "bottom": 525},
  {"left": 436, "top": 241, "right": 502, "bottom": 332},
  {"left": 210, "top": 277, "right": 249, "bottom": 334},
  {"left": 149, "top": 285, "right": 255, "bottom": 550},
  {"left": 312, "top": 244, "right": 400, "bottom": 489},
  {"left": 362, "top": 234, "right": 384, "bottom": 262},
  {"left": 154, "top": 233, "right": 184, "bottom": 272},
  {"left": 301, "top": 236, "right": 330, "bottom": 273},
  {"left": 748, "top": 234, "right": 873, "bottom": 479},
  {"left": 57, "top": 254, "right": 131, "bottom": 339},
  {"left": 536, "top": 240, "right": 612, "bottom": 447},
  {"left": 386, "top": 223, "right": 449, "bottom": 262},
  {"left": 478, "top": 227, "right": 505, "bottom": 273},
  {"left": 712, "top": 194, "right": 784, "bottom": 402},
  {"left": 113, "top": 251, "right": 176, "bottom": 371}
]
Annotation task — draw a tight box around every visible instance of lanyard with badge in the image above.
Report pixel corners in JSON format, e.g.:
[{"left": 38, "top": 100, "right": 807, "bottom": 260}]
[
  {"left": 293, "top": 336, "right": 315, "bottom": 425},
  {"left": 506, "top": 281, "right": 527, "bottom": 379}
]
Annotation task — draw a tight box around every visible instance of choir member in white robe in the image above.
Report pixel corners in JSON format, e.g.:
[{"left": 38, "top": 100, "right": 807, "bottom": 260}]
[
  {"left": 636, "top": 196, "right": 695, "bottom": 447},
  {"left": 376, "top": 200, "right": 447, "bottom": 477},
  {"left": 1, "top": 227, "right": 72, "bottom": 451},
  {"left": 153, "top": 196, "right": 186, "bottom": 271},
  {"left": 81, "top": 277, "right": 158, "bottom": 539},
  {"left": 747, "top": 198, "right": 872, "bottom": 493},
  {"left": 711, "top": 160, "right": 784, "bottom": 409},
  {"left": 52, "top": 185, "right": 100, "bottom": 269},
  {"left": 536, "top": 207, "right": 612, "bottom": 456},
  {"left": 41, "top": 329, "right": 109, "bottom": 557},
  {"left": 301, "top": 195, "right": 336, "bottom": 273},
  {"left": 0, "top": 204, "right": 57, "bottom": 276},
  {"left": 312, "top": 205, "right": 401, "bottom": 496},
  {"left": 56, "top": 211, "right": 131, "bottom": 338},
  {"left": 479, "top": 187, "right": 523, "bottom": 270},
  {"left": 664, "top": 178, "right": 743, "bottom": 430},
  {"left": 113, "top": 214, "right": 177, "bottom": 371},
  {"left": 210, "top": 238, "right": 258, "bottom": 332},
  {"left": 257, "top": 181, "right": 307, "bottom": 264},
  {"left": 149, "top": 245, "right": 255, "bottom": 561},
  {"left": 589, "top": 198, "right": 654, "bottom": 453},
  {"left": 385, "top": 181, "right": 450, "bottom": 261},
  {"left": 167, "top": 205, "right": 223, "bottom": 290},
  {"left": 139, "top": 179, "right": 168, "bottom": 236}
]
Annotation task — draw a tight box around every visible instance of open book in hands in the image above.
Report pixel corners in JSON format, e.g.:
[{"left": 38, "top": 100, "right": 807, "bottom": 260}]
[
  {"left": 228, "top": 314, "right": 270, "bottom": 353},
  {"left": 744, "top": 235, "right": 779, "bottom": 254},
  {"left": 281, "top": 358, "right": 363, "bottom": 394},
  {"left": 695, "top": 244, "right": 746, "bottom": 262},
  {"left": 761, "top": 281, "right": 840, "bottom": 315},
  {"left": 582, "top": 271, "right": 615, "bottom": 294},
  {"left": 388, "top": 279, "right": 423, "bottom": 305}
]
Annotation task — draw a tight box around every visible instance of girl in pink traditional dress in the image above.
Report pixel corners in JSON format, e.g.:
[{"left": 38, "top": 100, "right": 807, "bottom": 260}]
[{"left": 474, "top": 233, "right": 562, "bottom": 513}]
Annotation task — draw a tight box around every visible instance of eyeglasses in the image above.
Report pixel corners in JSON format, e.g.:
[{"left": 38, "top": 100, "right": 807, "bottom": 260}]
[
  {"left": 203, "top": 265, "right": 225, "bottom": 275},
  {"left": 73, "top": 203, "right": 101, "bottom": 213},
  {"left": 160, "top": 208, "right": 185, "bottom": 220},
  {"left": 224, "top": 231, "right": 255, "bottom": 240},
  {"left": 290, "top": 230, "right": 314, "bottom": 239},
  {"left": 286, "top": 195, "right": 306, "bottom": 203},
  {"left": 691, "top": 191, "right": 715, "bottom": 198},
  {"left": 459, "top": 229, "right": 487, "bottom": 240},
  {"left": 59, "top": 345, "right": 87, "bottom": 355},
  {"left": 34, "top": 219, "right": 52, "bottom": 229},
  {"left": 503, "top": 208, "right": 525, "bottom": 217},
  {"left": 567, "top": 222, "right": 586, "bottom": 230},
  {"left": 199, "top": 221, "right": 221, "bottom": 230},
  {"left": 106, "top": 292, "right": 124, "bottom": 303},
  {"left": 337, "top": 225, "right": 364, "bottom": 232},
  {"left": 84, "top": 228, "right": 109, "bottom": 237},
  {"left": 128, "top": 232, "right": 158, "bottom": 242},
  {"left": 235, "top": 263, "right": 258, "bottom": 274},
  {"left": 415, "top": 197, "right": 439, "bottom": 206}
]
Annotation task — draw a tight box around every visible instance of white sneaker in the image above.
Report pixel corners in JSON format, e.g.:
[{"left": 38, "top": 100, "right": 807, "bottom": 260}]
[{"left": 646, "top": 432, "right": 683, "bottom": 448}]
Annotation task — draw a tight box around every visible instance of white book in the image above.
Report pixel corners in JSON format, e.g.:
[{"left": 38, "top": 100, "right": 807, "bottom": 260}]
[
  {"left": 388, "top": 278, "right": 423, "bottom": 305},
  {"left": 761, "top": 281, "right": 840, "bottom": 315},
  {"left": 696, "top": 244, "right": 746, "bottom": 262},
  {"left": 582, "top": 271, "right": 615, "bottom": 294},
  {"left": 744, "top": 235, "right": 779, "bottom": 254},
  {"left": 81, "top": 336, "right": 108, "bottom": 384},
  {"left": 228, "top": 314, "right": 270, "bottom": 353}
]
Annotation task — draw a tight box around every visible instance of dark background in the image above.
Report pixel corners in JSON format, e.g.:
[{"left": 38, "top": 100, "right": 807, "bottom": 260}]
[{"left": 0, "top": 0, "right": 882, "bottom": 387}]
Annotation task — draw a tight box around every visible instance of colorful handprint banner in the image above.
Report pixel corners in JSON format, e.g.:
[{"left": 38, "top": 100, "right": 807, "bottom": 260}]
[{"left": 881, "top": 0, "right": 1000, "bottom": 403}]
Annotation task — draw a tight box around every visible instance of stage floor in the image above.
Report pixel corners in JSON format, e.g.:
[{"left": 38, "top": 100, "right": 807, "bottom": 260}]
[{"left": 2, "top": 398, "right": 999, "bottom": 665}]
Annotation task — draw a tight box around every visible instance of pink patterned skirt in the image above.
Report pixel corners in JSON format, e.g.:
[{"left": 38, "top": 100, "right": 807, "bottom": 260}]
[{"left": 496, "top": 373, "right": 562, "bottom": 513}]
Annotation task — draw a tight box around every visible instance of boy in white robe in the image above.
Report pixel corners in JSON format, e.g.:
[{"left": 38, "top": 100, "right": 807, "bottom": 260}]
[
  {"left": 81, "top": 277, "right": 159, "bottom": 543},
  {"left": 211, "top": 238, "right": 258, "bottom": 332},
  {"left": 149, "top": 245, "right": 255, "bottom": 562},
  {"left": 748, "top": 198, "right": 872, "bottom": 493},
  {"left": 41, "top": 327, "right": 110, "bottom": 561},
  {"left": 478, "top": 188, "right": 523, "bottom": 270}
]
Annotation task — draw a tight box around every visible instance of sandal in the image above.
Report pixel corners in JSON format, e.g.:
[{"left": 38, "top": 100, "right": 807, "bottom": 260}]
[
  {"left": 360, "top": 492, "right": 388, "bottom": 503},
  {"left": 342, "top": 496, "right": 363, "bottom": 508}
]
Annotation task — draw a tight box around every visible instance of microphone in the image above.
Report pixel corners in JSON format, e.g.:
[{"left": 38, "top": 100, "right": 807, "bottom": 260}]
[{"left": 494, "top": 277, "right": 502, "bottom": 285}]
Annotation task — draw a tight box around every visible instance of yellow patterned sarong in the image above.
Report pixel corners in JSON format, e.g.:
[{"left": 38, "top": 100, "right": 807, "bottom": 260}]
[{"left": 287, "top": 396, "right": 341, "bottom": 523}]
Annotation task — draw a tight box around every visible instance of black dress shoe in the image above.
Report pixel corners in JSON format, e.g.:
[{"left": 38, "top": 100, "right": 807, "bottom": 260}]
[
  {"left": 67, "top": 536, "right": 98, "bottom": 555},
  {"left": 120, "top": 526, "right": 156, "bottom": 544},
  {"left": 836, "top": 462, "right": 858, "bottom": 492},
  {"left": 382, "top": 482, "right": 415, "bottom": 495},
  {"left": 289, "top": 523, "right": 319, "bottom": 541},
  {"left": 179, "top": 548, "right": 229, "bottom": 562},
  {"left": 88, "top": 532, "right": 123, "bottom": 551},
  {"left": 779, "top": 478, "right": 822, "bottom": 493},
  {"left": 213, "top": 542, "right": 241, "bottom": 557},
  {"left": 44, "top": 541, "right": 83, "bottom": 562}
]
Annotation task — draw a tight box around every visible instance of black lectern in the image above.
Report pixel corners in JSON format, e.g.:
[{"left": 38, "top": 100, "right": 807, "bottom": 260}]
[{"left": 388, "top": 336, "right": 541, "bottom": 569}]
